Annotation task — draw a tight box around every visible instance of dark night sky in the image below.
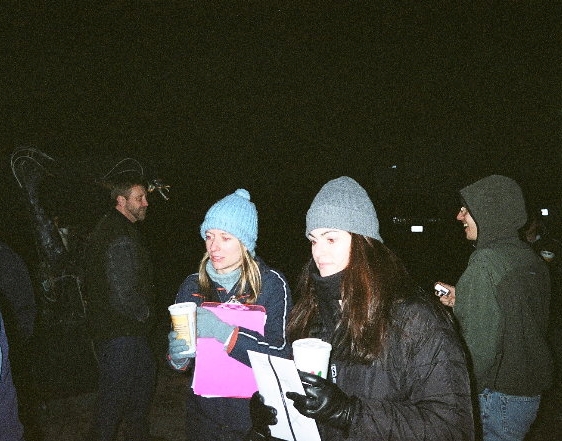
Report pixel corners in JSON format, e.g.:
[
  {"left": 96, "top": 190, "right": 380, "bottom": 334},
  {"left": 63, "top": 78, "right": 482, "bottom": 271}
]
[{"left": 2, "top": 3, "right": 562, "bottom": 296}]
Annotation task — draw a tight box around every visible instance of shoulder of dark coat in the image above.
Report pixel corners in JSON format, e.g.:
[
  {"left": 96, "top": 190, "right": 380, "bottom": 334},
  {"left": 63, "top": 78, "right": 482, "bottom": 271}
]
[
  {"left": 91, "top": 210, "right": 136, "bottom": 239},
  {"left": 393, "top": 290, "right": 456, "bottom": 329}
]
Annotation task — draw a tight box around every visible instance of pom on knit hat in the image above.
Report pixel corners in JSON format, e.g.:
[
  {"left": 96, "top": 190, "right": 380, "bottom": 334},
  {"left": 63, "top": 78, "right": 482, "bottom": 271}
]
[
  {"left": 200, "top": 189, "right": 258, "bottom": 256},
  {"left": 306, "top": 176, "right": 382, "bottom": 242}
]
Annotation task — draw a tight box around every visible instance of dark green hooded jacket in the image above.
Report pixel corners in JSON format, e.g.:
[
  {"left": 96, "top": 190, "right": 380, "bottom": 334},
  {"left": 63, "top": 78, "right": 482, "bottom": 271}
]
[{"left": 455, "top": 175, "right": 553, "bottom": 396}]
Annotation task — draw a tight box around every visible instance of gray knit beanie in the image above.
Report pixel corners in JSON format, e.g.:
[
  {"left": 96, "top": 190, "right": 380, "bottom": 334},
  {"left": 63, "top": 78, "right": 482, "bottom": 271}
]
[{"left": 306, "top": 176, "right": 383, "bottom": 242}]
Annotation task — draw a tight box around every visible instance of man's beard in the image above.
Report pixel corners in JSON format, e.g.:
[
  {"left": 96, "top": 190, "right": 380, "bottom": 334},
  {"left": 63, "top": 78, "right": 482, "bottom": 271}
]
[{"left": 129, "top": 206, "right": 147, "bottom": 222}]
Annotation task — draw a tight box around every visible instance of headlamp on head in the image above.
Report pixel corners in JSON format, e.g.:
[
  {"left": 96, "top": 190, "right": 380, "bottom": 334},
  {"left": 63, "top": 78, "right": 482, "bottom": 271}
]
[{"left": 147, "top": 179, "right": 170, "bottom": 201}]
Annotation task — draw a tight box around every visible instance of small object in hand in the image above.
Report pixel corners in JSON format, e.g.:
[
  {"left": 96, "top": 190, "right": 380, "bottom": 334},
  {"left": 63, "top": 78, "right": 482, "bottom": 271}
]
[{"left": 434, "top": 283, "right": 450, "bottom": 297}]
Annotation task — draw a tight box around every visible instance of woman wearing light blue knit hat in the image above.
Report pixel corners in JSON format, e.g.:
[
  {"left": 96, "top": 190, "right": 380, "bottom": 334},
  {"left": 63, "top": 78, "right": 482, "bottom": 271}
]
[
  {"left": 200, "top": 188, "right": 258, "bottom": 258},
  {"left": 167, "top": 188, "right": 293, "bottom": 441}
]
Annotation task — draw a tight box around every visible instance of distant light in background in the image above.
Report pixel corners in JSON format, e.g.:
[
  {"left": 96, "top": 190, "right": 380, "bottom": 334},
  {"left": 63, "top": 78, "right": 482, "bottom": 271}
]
[
  {"left": 391, "top": 165, "right": 397, "bottom": 169},
  {"left": 411, "top": 225, "right": 424, "bottom": 233},
  {"left": 541, "top": 208, "right": 549, "bottom": 216}
]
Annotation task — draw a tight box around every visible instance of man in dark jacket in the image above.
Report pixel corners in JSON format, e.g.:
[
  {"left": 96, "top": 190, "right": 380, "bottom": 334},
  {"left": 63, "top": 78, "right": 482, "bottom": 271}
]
[
  {"left": 85, "top": 176, "right": 156, "bottom": 441},
  {"left": 436, "top": 175, "right": 553, "bottom": 441}
]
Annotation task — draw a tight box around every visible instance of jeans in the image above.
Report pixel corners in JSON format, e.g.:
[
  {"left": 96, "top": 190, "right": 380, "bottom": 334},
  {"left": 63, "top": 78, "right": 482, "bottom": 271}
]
[
  {"left": 90, "top": 336, "right": 156, "bottom": 441},
  {"left": 478, "top": 388, "right": 541, "bottom": 441}
]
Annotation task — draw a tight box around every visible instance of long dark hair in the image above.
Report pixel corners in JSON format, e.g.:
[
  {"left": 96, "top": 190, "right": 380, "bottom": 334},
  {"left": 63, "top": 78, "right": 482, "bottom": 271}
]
[{"left": 287, "top": 234, "right": 415, "bottom": 363}]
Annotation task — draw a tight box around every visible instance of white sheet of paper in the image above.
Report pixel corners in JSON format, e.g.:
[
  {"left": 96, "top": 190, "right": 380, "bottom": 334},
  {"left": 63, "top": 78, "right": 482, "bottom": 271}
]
[{"left": 248, "top": 351, "right": 321, "bottom": 441}]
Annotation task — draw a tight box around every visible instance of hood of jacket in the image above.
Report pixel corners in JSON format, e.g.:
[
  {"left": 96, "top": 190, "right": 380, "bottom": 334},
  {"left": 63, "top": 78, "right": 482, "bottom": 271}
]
[{"left": 460, "top": 174, "right": 527, "bottom": 249}]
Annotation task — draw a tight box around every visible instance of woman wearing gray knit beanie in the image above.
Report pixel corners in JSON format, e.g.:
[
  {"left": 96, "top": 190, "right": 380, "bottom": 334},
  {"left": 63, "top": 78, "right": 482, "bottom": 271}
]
[
  {"left": 167, "top": 188, "right": 293, "bottom": 441},
  {"left": 247, "top": 176, "right": 474, "bottom": 441}
]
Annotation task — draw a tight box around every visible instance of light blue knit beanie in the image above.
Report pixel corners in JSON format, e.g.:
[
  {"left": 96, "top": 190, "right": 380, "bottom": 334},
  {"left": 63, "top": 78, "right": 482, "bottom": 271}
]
[
  {"left": 200, "top": 188, "right": 258, "bottom": 256},
  {"left": 306, "top": 176, "right": 383, "bottom": 242}
]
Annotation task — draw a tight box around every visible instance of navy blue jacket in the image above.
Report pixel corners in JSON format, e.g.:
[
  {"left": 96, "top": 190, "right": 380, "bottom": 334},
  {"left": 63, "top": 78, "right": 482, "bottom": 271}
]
[
  {"left": 174, "top": 257, "right": 292, "bottom": 438},
  {"left": 0, "top": 312, "right": 24, "bottom": 441},
  {"left": 176, "top": 257, "right": 292, "bottom": 365}
]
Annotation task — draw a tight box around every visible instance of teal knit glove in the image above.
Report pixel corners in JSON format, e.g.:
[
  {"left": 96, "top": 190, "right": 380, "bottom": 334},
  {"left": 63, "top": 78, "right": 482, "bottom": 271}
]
[
  {"left": 196, "top": 307, "right": 236, "bottom": 344},
  {"left": 167, "top": 330, "right": 194, "bottom": 370}
]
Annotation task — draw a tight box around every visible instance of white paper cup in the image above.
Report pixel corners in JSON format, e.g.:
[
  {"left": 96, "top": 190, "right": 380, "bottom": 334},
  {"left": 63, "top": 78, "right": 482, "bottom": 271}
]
[
  {"left": 168, "top": 302, "right": 197, "bottom": 355},
  {"left": 292, "top": 338, "right": 332, "bottom": 379}
]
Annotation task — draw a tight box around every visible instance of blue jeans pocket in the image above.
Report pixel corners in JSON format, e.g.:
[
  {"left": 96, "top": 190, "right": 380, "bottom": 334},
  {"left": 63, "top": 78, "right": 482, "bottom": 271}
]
[
  {"left": 479, "top": 389, "right": 541, "bottom": 441},
  {"left": 500, "top": 393, "right": 540, "bottom": 436}
]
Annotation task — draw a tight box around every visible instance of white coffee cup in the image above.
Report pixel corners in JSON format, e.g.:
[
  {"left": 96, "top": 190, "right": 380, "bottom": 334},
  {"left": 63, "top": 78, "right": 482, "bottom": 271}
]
[
  {"left": 292, "top": 338, "right": 332, "bottom": 379},
  {"left": 168, "top": 302, "right": 197, "bottom": 355},
  {"left": 540, "top": 250, "right": 555, "bottom": 262}
]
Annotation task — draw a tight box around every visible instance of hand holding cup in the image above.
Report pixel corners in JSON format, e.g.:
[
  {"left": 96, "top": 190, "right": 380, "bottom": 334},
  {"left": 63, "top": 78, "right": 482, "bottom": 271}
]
[
  {"left": 292, "top": 338, "right": 332, "bottom": 379},
  {"left": 168, "top": 330, "right": 195, "bottom": 369},
  {"left": 168, "top": 302, "right": 197, "bottom": 356}
]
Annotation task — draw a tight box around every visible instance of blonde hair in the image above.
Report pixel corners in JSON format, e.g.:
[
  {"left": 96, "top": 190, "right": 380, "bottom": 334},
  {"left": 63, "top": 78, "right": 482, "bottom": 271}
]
[{"left": 198, "top": 242, "right": 262, "bottom": 304}]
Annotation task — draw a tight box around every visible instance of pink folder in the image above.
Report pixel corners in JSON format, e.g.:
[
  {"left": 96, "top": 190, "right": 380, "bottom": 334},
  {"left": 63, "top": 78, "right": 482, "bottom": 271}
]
[{"left": 192, "top": 302, "right": 266, "bottom": 398}]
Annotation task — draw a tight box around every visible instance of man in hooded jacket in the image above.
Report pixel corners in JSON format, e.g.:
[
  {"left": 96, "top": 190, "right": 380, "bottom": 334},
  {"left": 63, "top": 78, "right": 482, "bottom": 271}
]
[{"left": 436, "top": 174, "right": 553, "bottom": 441}]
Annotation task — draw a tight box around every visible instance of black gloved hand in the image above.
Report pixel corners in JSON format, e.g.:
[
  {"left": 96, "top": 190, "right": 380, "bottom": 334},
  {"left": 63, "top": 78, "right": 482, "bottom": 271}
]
[
  {"left": 286, "top": 370, "right": 357, "bottom": 432},
  {"left": 245, "top": 392, "right": 278, "bottom": 441}
]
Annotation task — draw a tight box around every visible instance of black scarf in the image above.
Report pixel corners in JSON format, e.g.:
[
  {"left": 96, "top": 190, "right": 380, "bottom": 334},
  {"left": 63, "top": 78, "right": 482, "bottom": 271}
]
[{"left": 312, "top": 269, "right": 343, "bottom": 342}]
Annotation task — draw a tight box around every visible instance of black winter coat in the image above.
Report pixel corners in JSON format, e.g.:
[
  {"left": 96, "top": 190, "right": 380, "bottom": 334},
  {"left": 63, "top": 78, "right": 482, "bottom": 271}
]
[
  {"left": 312, "top": 274, "right": 474, "bottom": 441},
  {"left": 84, "top": 209, "right": 155, "bottom": 341}
]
